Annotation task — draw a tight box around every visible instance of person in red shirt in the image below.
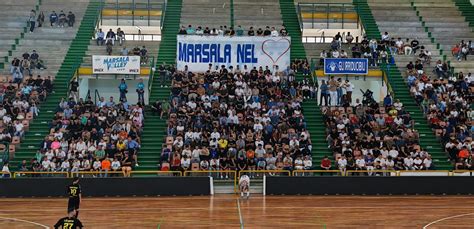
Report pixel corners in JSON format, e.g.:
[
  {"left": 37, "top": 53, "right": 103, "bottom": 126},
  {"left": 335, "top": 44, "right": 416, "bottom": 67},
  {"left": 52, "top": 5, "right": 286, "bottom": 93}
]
[
  {"left": 321, "top": 156, "right": 332, "bottom": 171},
  {"left": 458, "top": 147, "right": 470, "bottom": 160}
]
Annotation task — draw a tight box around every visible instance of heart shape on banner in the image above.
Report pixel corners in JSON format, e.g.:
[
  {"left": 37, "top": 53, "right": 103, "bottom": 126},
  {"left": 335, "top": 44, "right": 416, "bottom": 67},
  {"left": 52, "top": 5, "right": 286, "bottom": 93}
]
[{"left": 261, "top": 38, "right": 291, "bottom": 65}]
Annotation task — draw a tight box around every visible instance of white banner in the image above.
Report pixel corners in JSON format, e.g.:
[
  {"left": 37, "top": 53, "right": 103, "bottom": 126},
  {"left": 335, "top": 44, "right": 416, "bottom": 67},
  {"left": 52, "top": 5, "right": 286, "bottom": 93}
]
[
  {"left": 92, "top": 55, "right": 141, "bottom": 74},
  {"left": 176, "top": 35, "right": 291, "bottom": 72}
]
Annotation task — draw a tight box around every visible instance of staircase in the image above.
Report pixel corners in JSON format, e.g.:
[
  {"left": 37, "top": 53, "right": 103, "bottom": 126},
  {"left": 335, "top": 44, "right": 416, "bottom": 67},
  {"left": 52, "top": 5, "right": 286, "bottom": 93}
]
[
  {"left": 10, "top": 0, "right": 101, "bottom": 167},
  {"left": 279, "top": 0, "right": 331, "bottom": 166},
  {"left": 279, "top": 0, "right": 306, "bottom": 62},
  {"left": 136, "top": 0, "right": 183, "bottom": 171},
  {"left": 454, "top": 0, "right": 474, "bottom": 27},
  {"left": 414, "top": 0, "right": 474, "bottom": 74},
  {"left": 234, "top": 0, "right": 282, "bottom": 29},
  {"left": 181, "top": 0, "right": 230, "bottom": 29},
  {"left": 0, "top": 0, "right": 39, "bottom": 69},
  {"left": 368, "top": 0, "right": 442, "bottom": 75},
  {"left": 358, "top": 0, "right": 451, "bottom": 169}
]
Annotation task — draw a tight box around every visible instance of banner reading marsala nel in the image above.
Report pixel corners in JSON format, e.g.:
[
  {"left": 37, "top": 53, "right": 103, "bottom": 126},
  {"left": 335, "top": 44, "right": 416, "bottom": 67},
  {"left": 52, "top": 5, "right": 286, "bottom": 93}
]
[
  {"left": 92, "top": 55, "right": 141, "bottom": 74},
  {"left": 176, "top": 35, "right": 291, "bottom": 72}
]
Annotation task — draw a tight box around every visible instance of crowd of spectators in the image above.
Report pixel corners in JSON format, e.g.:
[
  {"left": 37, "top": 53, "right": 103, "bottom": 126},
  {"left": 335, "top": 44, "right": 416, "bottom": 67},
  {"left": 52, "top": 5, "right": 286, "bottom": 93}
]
[
  {"left": 321, "top": 96, "right": 433, "bottom": 174},
  {"left": 407, "top": 42, "right": 473, "bottom": 169},
  {"left": 29, "top": 10, "right": 75, "bottom": 33},
  {"left": 0, "top": 50, "right": 53, "bottom": 155},
  {"left": 451, "top": 40, "right": 473, "bottom": 61},
  {"left": 319, "top": 32, "right": 434, "bottom": 69},
  {"left": 155, "top": 64, "right": 316, "bottom": 178},
  {"left": 19, "top": 94, "right": 145, "bottom": 178},
  {"left": 95, "top": 28, "right": 149, "bottom": 65},
  {"left": 177, "top": 24, "right": 288, "bottom": 37}
]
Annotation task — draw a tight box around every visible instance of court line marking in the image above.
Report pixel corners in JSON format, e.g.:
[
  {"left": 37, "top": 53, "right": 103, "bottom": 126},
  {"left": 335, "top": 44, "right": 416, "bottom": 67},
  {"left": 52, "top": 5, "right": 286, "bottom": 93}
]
[
  {"left": 314, "top": 214, "right": 327, "bottom": 229},
  {"left": 0, "top": 216, "right": 50, "bottom": 228},
  {"left": 422, "top": 212, "right": 474, "bottom": 229},
  {"left": 236, "top": 199, "right": 244, "bottom": 229},
  {"left": 3, "top": 206, "right": 474, "bottom": 212}
]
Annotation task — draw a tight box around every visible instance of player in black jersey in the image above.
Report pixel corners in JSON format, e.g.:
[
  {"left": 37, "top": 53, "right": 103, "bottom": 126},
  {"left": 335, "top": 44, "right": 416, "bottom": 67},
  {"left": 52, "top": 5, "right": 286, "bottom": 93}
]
[
  {"left": 54, "top": 209, "right": 83, "bottom": 229},
  {"left": 67, "top": 177, "right": 82, "bottom": 218}
]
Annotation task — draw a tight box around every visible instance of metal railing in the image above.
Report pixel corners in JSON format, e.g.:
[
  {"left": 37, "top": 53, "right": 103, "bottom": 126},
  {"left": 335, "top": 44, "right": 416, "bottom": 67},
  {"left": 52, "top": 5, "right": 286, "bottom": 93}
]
[
  {"left": 12, "top": 169, "right": 474, "bottom": 178},
  {"left": 147, "top": 56, "right": 155, "bottom": 95},
  {"left": 297, "top": 3, "right": 359, "bottom": 29},
  {"left": 98, "top": 0, "right": 165, "bottom": 26},
  {"left": 14, "top": 170, "right": 182, "bottom": 178}
]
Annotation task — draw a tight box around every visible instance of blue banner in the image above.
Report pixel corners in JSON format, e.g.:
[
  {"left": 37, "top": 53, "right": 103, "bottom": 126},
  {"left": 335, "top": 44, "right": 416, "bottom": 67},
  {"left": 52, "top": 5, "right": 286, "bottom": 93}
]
[{"left": 323, "top": 58, "right": 368, "bottom": 75}]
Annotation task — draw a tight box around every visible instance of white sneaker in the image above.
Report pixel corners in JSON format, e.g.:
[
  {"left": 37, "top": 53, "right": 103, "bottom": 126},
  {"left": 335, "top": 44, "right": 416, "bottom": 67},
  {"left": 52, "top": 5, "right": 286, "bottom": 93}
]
[{"left": 135, "top": 163, "right": 139, "bottom": 167}]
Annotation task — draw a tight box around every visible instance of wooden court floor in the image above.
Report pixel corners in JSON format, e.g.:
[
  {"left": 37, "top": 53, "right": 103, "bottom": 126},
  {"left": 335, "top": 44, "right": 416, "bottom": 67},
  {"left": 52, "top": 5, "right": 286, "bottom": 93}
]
[{"left": 0, "top": 195, "right": 474, "bottom": 228}]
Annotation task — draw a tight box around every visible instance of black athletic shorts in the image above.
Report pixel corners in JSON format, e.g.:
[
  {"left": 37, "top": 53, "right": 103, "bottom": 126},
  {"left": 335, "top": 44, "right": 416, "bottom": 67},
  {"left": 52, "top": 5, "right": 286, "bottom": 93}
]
[{"left": 68, "top": 198, "right": 80, "bottom": 211}]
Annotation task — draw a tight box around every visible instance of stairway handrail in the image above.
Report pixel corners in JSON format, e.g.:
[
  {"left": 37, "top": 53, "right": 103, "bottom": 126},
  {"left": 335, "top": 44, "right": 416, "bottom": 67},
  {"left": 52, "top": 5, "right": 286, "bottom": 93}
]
[
  {"left": 160, "top": 1, "right": 166, "bottom": 30},
  {"left": 148, "top": 56, "right": 155, "bottom": 97}
]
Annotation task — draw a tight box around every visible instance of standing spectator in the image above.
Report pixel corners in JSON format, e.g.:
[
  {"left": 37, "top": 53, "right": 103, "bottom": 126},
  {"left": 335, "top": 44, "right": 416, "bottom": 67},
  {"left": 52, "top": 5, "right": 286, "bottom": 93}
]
[
  {"left": 117, "top": 28, "right": 125, "bottom": 46},
  {"left": 2, "top": 162, "right": 11, "bottom": 178},
  {"left": 101, "top": 156, "right": 111, "bottom": 177},
  {"left": 29, "top": 10, "right": 36, "bottom": 33},
  {"left": 58, "top": 10, "right": 66, "bottom": 27},
  {"left": 121, "top": 153, "right": 133, "bottom": 177},
  {"left": 328, "top": 77, "right": 338, "bottom": 106},
  {"left": 411, "top": 38, "right": 420, "bottom": 54},
  {"left": 69, "top": 78, "right": 79, "bottom": 102},
  {"left": 319, "top": 80, "right": 329, "bottom": 106},
  {"left": 37, "top": 11, "right": 45, "bottom": 28},
  {"left": 67, "top": 11, "right": 75, "bottom": 27},
  {"left": 344, "top": 80, "right": 354, "bottom": 104},
  {"left": 140, "top": 46, "right": 148, "bottom": 65},
  {"left": 346, "top": 32, "right": 354, "bottom": 44},
  {"left": 106, "top": 40, "right": 113, "bottom": 55},
  {"left": 49, "top": 11, "right": 58, "bottom": 27},
  {"left": 404, "top": 38, "right": 412, "bottom": 55},
  {"left": 96, "top": 29, "right": 105, "bottom": 46},
  {"left": 118, "top": 79, "right": 128, "bottom": 102},
  {"left": 136, "top": 79, "right": 145, "bottom": 104}
]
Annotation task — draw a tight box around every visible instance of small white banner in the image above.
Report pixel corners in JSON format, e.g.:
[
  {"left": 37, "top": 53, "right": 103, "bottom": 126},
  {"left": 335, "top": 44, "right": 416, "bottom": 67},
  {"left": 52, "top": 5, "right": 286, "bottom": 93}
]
[
  {"left": 177, "top": 35, "right": 291, "bottom": 72},
  {"left": 92, "top": 55, "right": 140, "bottom": 74}
]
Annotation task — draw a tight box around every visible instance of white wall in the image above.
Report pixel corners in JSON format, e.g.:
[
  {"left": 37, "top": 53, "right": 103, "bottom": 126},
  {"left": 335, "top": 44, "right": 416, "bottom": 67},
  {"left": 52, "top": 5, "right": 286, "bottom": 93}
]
[{"left": 78, "top": 77, "right": 150, "bottom": 104}]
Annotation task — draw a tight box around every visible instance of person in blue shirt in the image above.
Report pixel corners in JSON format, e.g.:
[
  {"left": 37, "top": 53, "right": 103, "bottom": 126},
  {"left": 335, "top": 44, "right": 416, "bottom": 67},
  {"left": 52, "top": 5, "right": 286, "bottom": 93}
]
[
  {"left": 118, "top": 79, "right": 128, "bottom": 102},
  {"left": 49, "top": 11, "right": 58, "bottom": 27},
  {"left": 383, "top": 94, "right": 393, "bottom": 107},
  {"left": 319, "top": 80, "right": 329, "bottom": 106},
  {"left": 186, "top": 25, "right": 195, "bottom": 35},
  {"left": 136, "top": 78, "right": 145, "bottom": 104}
]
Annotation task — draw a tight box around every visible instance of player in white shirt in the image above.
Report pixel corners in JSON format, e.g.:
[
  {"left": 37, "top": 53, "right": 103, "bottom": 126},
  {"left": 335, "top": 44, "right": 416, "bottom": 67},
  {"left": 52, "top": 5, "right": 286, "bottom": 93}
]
[{"left": 239, "top": 174, "right": 250, "bottom": 198}]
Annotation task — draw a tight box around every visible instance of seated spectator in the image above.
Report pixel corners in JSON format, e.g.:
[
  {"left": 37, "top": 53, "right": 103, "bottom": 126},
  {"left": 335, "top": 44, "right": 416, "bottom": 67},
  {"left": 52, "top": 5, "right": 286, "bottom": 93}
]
[
  {"left": 323, "top": 100, "right": 430, "bottom": 174},
  {"left": 186, "top": 25, "right": 195, "bottom": 35},
  {"left": 106, "top": 29, "right": 116, "bottom": 46},
  {"left": 96, "top": 29, "right": 105, "bottom": 46},
  {"left": 49, "top": 11, "right": 58, "bottom": 27},
  {"left": 178, "top": 26, "right": 187, "bottom": 35},
  {"left": 67, "top": 11, "right": 75, "bottom": 27},
  {"left": 58, "top": 10, "right": 66, "bottom": 27},
  {"left": 157, "top": 65, "right": 312, "bottom": 177}
]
